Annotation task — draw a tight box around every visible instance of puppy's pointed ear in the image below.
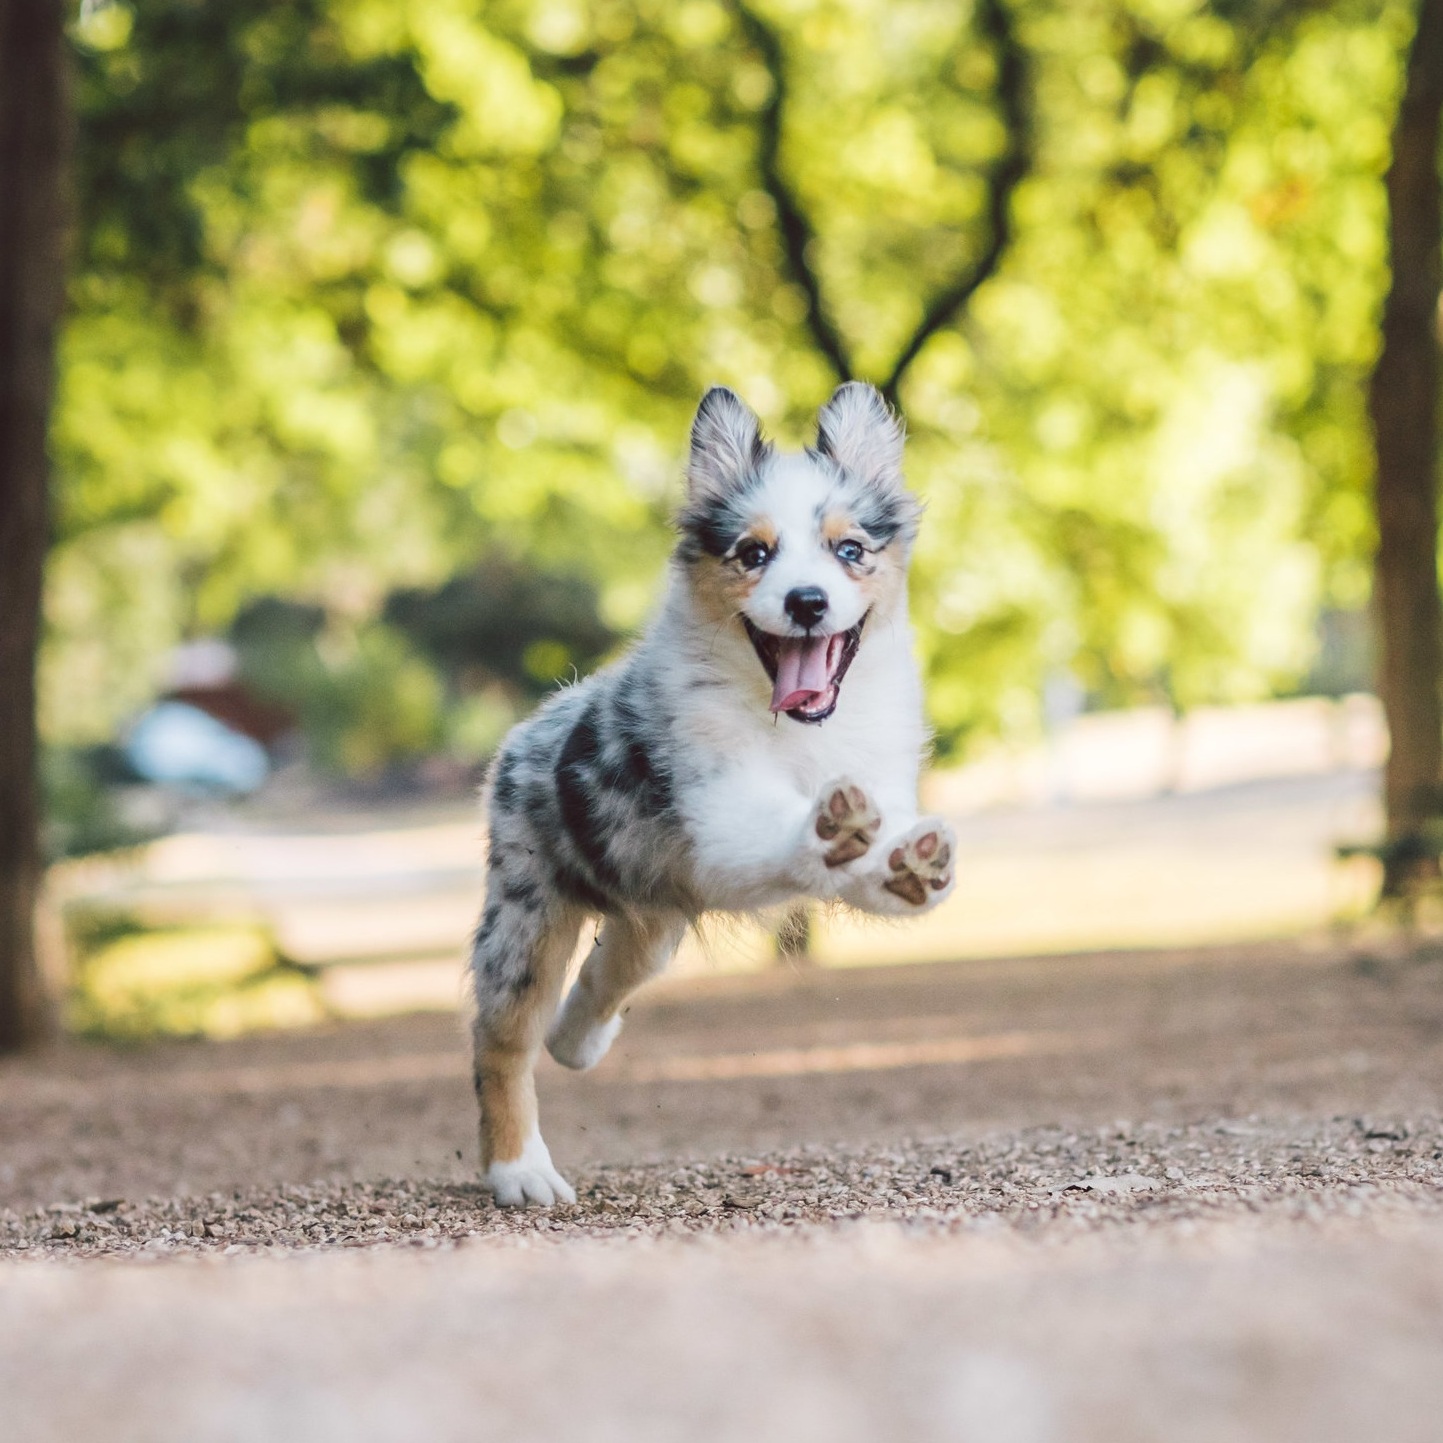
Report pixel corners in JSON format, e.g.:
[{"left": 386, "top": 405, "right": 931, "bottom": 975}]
[
  {"left": 687, "top": 386, "right": 768, "bottom": 498},
  {"left": 815, "top": 382, "right": 905, "bottom": 490}
]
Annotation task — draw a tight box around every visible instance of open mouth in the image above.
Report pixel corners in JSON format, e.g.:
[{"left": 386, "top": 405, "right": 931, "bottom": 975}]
[{"left": 743, "top": 615, "right": 867, "bottom": 724}]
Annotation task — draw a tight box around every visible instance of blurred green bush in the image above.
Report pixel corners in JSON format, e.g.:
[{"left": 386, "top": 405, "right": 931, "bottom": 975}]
[
  {"left": 65, "top": 916, "right": 326, "bottom": 1041},
  {"left": 41, "top": 746, "right": 159, "bottom": 861},
  {"left": 229, "top": 553, "right": 618, "bottom": 779}
]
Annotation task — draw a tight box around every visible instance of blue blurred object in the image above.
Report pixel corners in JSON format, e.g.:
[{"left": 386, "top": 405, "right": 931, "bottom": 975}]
[{"left": 125, "top": 702, "right": 269, "bottom": 794}]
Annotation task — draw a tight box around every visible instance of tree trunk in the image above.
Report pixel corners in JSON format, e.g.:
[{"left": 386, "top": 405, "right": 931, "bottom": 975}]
[
  {"left": 1371, "top": 0, "right": 1443, "bottom": 892},
  {"left": 0, "top": 0, "right": 69, "bottom": 1050}
]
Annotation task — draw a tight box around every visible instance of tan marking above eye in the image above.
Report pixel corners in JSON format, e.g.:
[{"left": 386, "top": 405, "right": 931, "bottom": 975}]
[
  {"left": 821, "top": 513, "right": 875, "bottom": 559},
  {"left": 731, "top": 519, "right": 777, "bottom": 568}
]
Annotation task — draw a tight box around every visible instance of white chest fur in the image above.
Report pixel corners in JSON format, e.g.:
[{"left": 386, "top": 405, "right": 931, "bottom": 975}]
[{"left": 652, "top": 587, "right": 927, "bottom": 910}]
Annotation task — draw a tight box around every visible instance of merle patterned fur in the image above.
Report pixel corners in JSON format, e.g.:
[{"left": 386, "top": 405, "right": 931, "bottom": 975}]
[{"left": 474, "top": 664, "right": 693, "bottom": 1008}]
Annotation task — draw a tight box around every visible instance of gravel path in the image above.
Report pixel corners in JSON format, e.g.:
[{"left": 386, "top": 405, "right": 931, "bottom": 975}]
[
  {"left": 7, "top": 938, "right": 1443, "bottom": 1213},
  {"left": 5, "top": 1114, "right": 1442, "bottom": 1258}
]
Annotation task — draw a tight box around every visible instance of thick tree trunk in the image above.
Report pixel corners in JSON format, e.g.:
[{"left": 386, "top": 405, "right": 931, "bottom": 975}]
[
  {"left": 0, "top": 0, "right": 68, "bottom": 1050},
  {"left": 1371, "top": 0, "right": 1443, "bottom": 891}
]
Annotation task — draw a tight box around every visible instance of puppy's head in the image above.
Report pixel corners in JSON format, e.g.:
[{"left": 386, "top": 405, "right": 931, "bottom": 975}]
[{"left": 677, "top": 382, "right": 920, "bottom": 724}]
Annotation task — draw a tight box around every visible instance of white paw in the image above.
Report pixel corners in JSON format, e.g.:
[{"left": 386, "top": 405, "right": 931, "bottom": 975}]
[
  {"left": 486, "top": 1130, "right": 576, "bottom": 1208},
  {"left": 814, "top": 777, "right": 882, "bottom": 867},
  {"left": 881, "top": 818, "right": 956, "bottom": 909},
  {"left": 545, "top": 1005, "right": 622, "bottom": 1072}
]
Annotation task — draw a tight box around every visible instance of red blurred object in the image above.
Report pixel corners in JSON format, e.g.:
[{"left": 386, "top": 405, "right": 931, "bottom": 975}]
[{"left": 164, "top": 684, "right": 296, "bottom": 748}]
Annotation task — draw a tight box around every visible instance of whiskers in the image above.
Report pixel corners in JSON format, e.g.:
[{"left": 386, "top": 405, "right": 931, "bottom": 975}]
[{"left": 706, "top": 607, "right": 744, "bottom": 660}]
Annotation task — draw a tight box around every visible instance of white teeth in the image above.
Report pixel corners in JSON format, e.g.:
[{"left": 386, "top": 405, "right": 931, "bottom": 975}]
[{"left": 796, "top": 685, "right": 839, "bottom": 718}]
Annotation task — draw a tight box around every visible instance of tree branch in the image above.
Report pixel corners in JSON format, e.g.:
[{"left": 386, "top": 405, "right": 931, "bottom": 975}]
[
  {"left": 725, "top": 0, "right": 854, "bottom": 383},
  {"left": 878, "top": 0, "right": 1032, "bottom": 409},
  {"left": 726, "top": 0, "right": 1032, "bottom": 411}
]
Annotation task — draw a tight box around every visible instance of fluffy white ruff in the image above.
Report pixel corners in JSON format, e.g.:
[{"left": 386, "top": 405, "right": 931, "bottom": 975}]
[{"left": 486, "top": 1129, "right": 575, "bottom": 1208}]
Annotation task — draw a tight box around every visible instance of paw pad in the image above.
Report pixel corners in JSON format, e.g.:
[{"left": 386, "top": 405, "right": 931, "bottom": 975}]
[
  {"left": 883, "top": 822, "right": 955, "bottom": 906},
  {"left": 816, "top": 781, "right": 881, "bottom": 867}
]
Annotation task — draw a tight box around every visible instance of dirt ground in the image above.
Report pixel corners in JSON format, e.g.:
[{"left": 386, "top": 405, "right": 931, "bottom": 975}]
[{"left": 5, "top": 937, "right": 1443, "bottom": 1440}]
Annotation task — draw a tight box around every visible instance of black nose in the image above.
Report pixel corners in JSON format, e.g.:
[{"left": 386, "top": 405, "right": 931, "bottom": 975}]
[{"left": 784, "top": 586, "right": 829, "bottom": 628}]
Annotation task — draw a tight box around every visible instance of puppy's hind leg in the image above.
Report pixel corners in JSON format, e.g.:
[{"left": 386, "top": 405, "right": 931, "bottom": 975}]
[
  {"left": 470, "top": 890, "right": 586, "bottom": 1207},
  {"left": 546, "top": 910, "right": 686, "bottom": 1071}
]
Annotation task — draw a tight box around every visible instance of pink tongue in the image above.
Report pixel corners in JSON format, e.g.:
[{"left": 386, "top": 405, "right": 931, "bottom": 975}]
[{"left": 771, "top": 634, "right": 840, "bottom": 713}]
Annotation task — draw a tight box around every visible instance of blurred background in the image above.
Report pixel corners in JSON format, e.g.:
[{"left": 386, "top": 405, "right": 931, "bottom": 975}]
[{"left": 22, "top": 0, "right": 1420, "bottom": 1038}]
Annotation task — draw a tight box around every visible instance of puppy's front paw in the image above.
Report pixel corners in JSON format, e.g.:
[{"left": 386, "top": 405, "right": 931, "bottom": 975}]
[
  {"left": 815, "top": 779, "right": 882, "bottom": 867},
  {"left": 882, "top": 819, "right": 955, "bottom": 907},
  {"left": 486, "top": 1131, "right": 576, "bottom": 1208}
]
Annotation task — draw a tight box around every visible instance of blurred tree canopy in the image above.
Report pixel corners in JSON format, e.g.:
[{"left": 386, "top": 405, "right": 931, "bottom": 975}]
[{"left": 46, "top": 0, "right": 1412, "bottom": 766}]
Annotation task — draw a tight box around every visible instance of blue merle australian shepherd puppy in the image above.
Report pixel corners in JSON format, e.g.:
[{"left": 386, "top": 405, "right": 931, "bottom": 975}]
[{"left": 470, "top": 381, "right": 957, "bottom": 1206}]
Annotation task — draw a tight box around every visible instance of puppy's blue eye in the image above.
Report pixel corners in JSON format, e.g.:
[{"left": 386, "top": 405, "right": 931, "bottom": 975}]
[
  {"left": 736, "top": 540, "right": 771, "bottom": 569},
  {"left": 835, "top": 540, "right": 866, "bottom": 565}
]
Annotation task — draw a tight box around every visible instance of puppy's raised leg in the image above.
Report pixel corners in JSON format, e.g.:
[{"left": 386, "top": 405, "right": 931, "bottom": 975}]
[
  {"left": 470, "top": 892, "right": 585, "bottom": 1207},
  {"left": 546, "top": 910, "right": 687, "bottom": 1071},
  {"left": 688, "top": 771, "right": 882, "bottom": 908}
]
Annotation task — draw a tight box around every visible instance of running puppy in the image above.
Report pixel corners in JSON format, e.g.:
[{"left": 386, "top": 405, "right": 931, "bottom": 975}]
[{"left": 470, "top": 382, "right": 956, "bottom": 1206}]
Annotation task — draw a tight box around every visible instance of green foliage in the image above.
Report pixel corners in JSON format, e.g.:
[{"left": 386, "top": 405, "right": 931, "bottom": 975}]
[
  {"left": 384, "top": 553, "right": 619, "bottom": 698},
  {"left": 46, "top": 0, "right": 1410, "bottom": 763},
  {"left": 229, "top": 554, "right": 618, "bottom": 774},
  {"left": 66, "top": 918, "right": 325, "bottom": 1040},
  {"left": 908, "top": 0, "right": 1404, "bottom": 741},
  {"left": 230, "top": 603, "right": 446, "bottom": 776},
  {"left": 40, "top": 746, "right": 157, "bottom": 860}
]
